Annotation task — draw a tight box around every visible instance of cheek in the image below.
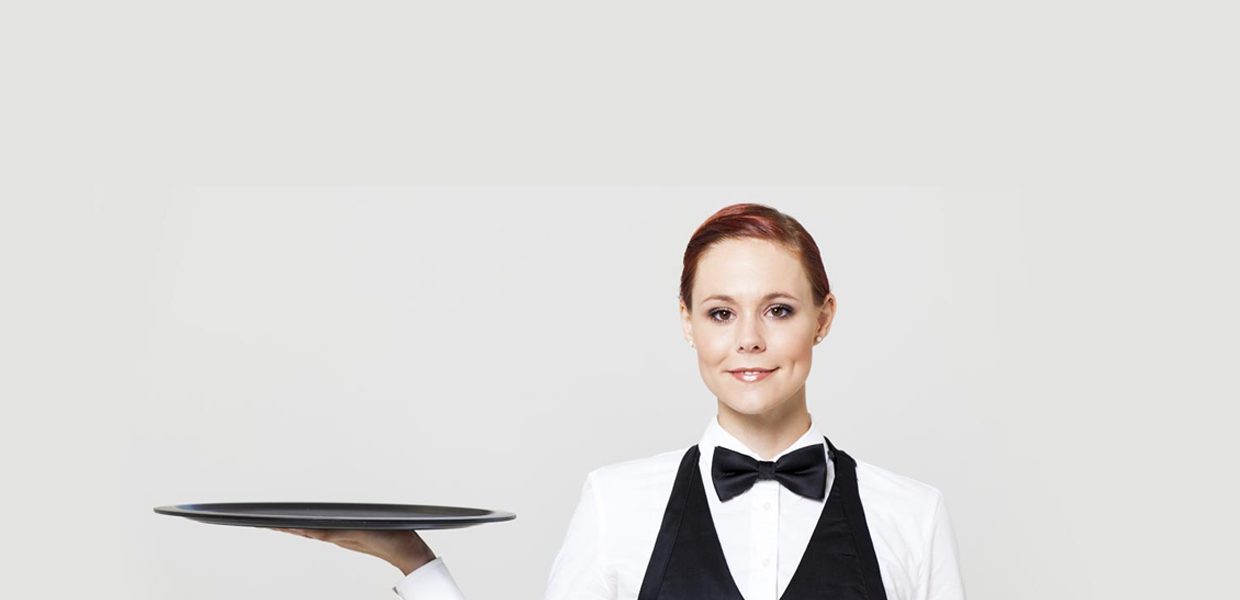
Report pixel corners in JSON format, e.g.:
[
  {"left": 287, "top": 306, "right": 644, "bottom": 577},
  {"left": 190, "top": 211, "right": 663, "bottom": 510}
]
[
  {"left": 775, "top": 345, "right": 815, "bottom": 380},
  {"left": 772, "top": 329, "right": 813, "bottom": 356},
  {"left": 699, "top": 343, "right": 729, "bottom": 365},
  {"left": 695, "top": 329, "right": 729, "bottom": 354},
  {"left": 697, "top": 342, "right": 735, "bottom": 374}
]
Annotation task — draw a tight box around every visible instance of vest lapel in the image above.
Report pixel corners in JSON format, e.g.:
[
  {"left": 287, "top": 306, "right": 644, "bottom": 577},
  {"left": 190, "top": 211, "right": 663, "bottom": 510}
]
[{"left": 637, "top": 444, "right": 743, "bottom": 600}]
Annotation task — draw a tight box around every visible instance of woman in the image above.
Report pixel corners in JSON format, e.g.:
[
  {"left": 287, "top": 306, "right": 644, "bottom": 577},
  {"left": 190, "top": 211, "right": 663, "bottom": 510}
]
[{"left": 273, "top": 203, "right": 966, "bottom": 600}]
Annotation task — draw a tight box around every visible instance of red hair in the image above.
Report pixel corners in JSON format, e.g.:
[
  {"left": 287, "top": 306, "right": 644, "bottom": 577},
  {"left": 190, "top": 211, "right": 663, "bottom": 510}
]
[{"left": 680, "top": 203, "right": 831, "bottom": 308}]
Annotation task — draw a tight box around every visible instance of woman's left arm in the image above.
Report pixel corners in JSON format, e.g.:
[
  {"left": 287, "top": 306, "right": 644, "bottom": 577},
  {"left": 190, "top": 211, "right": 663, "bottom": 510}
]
[{"left": 917, "top": 490, "right": 967, "bottom": 600}]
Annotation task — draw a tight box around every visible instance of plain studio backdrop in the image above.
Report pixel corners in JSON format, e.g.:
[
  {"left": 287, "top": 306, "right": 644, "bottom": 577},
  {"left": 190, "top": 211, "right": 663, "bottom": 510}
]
[{"left": 2, "top": 187, "right": 1235, "bottom": 599}]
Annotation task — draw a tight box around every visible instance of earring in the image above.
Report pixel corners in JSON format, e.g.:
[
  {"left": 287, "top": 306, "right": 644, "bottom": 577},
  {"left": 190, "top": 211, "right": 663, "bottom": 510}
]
[
  {"left": 814, "top": 335, "right": 822, "bottom": 343},
  {"left": 688, "top": 340, "right": 695, "bottom": 348}
]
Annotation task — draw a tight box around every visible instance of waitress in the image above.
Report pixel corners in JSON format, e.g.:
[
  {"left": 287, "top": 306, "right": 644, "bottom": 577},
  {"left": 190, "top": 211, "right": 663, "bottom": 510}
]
[{"left": 274, "top": 203, "right": 967, "bottom": 600}]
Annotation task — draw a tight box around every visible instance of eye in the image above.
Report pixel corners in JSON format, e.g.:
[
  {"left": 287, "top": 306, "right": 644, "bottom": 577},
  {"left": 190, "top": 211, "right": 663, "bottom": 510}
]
[
  {"left": 708, "top": 308, "right": 734, "bottom": 322},
  {"left": 769, "top": 304, "right": 794, "bottom": 319}
]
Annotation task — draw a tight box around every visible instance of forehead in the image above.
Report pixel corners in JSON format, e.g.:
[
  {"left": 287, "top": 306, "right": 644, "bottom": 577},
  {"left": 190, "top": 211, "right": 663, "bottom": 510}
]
[{"left": 693, "top": 238, "right": 810, "bottom": 302}]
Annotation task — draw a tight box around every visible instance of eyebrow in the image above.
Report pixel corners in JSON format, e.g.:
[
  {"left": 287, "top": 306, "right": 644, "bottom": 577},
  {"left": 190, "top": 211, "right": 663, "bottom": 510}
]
[{"left": 701, "top": 292, "right": 800, "bottom": 304}]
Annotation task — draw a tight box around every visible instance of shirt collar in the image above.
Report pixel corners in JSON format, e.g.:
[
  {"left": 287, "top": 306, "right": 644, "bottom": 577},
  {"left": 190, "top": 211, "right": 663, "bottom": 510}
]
[{"left": 698, "top": 412, "right": 825, "bottom": 461}]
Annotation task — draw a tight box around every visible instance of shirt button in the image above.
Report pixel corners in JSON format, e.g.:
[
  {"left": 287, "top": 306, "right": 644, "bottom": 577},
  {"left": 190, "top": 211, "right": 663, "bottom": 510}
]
[
  {"left": 762, "top": 557, "right": 771, "bottom": 568},
  {"left": 763, "top": 501, "right": 772, "bottom": 511}
]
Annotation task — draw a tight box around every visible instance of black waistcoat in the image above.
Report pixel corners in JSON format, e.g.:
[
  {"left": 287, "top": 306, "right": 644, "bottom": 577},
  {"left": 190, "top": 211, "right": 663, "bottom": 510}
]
[{"left": 636, "top": 436, "right": 888, "bottom": 600}]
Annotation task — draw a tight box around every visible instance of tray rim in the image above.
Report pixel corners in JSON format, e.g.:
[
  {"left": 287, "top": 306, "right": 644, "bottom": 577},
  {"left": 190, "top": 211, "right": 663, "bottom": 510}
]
[{"left": 153, "top": 501, "right": 517, "bottom": 523}]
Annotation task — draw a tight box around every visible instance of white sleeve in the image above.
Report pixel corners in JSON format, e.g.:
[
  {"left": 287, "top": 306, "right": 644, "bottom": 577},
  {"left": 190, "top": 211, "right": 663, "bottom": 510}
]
[
  {"left": 544, "top": 471, "right": 616, "bottom": 600},
  {"left": 392, "top": 556, "right": 467, "bottom": 600},
  {"left": 917, "top": 491, "right": 967, "bottom": 600},
  {"left": 392, "top": 472, "right": 614, "bottom": 600}
]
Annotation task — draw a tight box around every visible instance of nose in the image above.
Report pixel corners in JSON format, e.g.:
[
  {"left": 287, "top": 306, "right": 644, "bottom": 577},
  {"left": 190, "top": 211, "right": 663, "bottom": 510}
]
[{"left": 735, "top": 313, "right": 766, "bottom": 353}]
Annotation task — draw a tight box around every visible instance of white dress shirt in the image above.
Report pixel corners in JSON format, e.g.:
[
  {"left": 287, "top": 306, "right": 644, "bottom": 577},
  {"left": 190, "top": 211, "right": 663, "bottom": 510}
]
[{"left": 394, "top": 414, "right": 966, "bottom": 600}]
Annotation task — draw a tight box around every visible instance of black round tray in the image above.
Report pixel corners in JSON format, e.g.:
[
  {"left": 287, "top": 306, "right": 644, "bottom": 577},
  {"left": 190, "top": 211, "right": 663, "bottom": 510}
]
[{"left": 154, "top": 502, "right": 516, "bottom": 530}]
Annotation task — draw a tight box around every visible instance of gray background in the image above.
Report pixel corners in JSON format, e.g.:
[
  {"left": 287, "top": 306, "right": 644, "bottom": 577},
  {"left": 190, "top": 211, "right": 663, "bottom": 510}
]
[
  {"left": 2, "top": 1, "right": 1238, "bottom": 598},
  {"left": 4, "top": 187, "right": 1235, "bottom": 599}
]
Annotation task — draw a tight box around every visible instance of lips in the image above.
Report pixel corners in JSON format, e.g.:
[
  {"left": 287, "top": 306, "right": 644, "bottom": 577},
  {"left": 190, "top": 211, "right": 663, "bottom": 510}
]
[{"left": 728, "top": 367, "right": 777, "bottom": 383}]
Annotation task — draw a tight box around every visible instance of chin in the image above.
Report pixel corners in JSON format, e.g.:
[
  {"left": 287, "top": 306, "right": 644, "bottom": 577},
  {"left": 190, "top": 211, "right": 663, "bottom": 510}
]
[{"left": 719, "top": 394, "right": 782, "bottom": 417}]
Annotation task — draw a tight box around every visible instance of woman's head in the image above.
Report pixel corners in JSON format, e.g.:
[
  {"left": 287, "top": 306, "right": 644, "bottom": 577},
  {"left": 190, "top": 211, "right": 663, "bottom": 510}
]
[{"left": 679, "top": 204, "right": 836, "bottom": 420}]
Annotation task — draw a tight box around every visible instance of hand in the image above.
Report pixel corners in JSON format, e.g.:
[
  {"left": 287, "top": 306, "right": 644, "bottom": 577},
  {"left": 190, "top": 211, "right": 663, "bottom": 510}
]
[{"left": 270, "top": 527, "right": 437, "bottom": 575}]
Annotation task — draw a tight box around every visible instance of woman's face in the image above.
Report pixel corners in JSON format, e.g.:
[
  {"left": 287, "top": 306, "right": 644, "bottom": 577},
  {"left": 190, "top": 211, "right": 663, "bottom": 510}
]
[{"left": 680, "top": 238, "right": 836, "bottom": 418}]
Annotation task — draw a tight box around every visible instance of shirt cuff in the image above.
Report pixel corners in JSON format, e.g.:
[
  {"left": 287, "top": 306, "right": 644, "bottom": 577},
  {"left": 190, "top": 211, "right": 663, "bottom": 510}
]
[{"left": 392, "top": 556, "right": 466, "bottom": 600}]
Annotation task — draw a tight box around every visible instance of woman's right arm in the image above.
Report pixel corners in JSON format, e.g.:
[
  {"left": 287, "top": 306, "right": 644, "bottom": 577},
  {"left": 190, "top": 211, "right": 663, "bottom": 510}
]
[
  {"left": 273, "top": 470, "right": 614, "bottom": 600},
  {"left": 391, "top": 471, "right": 615, "bottom": 597},
  {"left": 543, "top": 470, "right": 616, "bottom": 600},
  {"left": 271, "top": 528, "right": 466, "bottom": 598},
  {"left": 395, "top": 470, "right": 616, "bottom": 599},
  {"left": 391, "top": 554, "right": 467, "bottom": 599}
]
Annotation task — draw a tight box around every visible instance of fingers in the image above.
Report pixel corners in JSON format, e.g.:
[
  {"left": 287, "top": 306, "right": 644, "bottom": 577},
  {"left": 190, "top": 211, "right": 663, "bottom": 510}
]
[{"left": 267, "top": 528, "right": 416, "bottom": 564}]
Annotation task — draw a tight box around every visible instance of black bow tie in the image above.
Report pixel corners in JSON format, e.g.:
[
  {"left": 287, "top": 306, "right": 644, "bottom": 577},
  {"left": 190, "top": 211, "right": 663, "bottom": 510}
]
[{"left": 711, "top": 444, "right": 828, "bottom": 502}]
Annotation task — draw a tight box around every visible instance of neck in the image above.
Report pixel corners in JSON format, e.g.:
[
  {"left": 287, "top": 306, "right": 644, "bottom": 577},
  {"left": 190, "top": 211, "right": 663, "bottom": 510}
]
[{"left": 716, "top": 387, "right": 812, "bottom": 460}]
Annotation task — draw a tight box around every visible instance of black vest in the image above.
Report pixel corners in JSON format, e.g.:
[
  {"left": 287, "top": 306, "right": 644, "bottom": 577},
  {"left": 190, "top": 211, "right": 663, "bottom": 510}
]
[{"left": 637, "top": 436, "right": 888, "bottom": 600}]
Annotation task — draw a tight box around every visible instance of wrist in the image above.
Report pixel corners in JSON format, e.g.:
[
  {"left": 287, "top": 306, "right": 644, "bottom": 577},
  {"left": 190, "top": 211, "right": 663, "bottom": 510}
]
[{"left": 391, "top": 535, "right": 437, "bottom": 576}]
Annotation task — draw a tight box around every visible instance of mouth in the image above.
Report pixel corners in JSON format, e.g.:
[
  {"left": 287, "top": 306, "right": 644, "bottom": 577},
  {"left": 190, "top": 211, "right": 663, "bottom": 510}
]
[{"left": 727, "top": 367, "right": 778, "bottom": 383}]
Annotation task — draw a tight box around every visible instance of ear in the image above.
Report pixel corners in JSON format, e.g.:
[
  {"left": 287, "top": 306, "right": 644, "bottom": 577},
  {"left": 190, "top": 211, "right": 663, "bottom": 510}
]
[
  {"left": 679, "top": 298, "right": 694, "bottom": 344},
  {"left": 815, "top": 293, "right": 837, "bottom": 342}
]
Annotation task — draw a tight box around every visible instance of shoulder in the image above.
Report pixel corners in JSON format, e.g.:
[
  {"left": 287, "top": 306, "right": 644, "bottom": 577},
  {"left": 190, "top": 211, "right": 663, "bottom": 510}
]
[
  {"left": 579, "top": 444, "right": 695, "bottom": 527},
  {"left": 851, "top": 457, "right": 966, "bottom": 597},
  {"left": 569, "top": 445, "right": 694, "bottom": 567},
  {"left": 853, "top": 457, "right": 945, "bottom": 517},
  {"left": 586, "top": 444, "right": 693, "bottom": 500},
  {"left": 851, "top": 457, "right": 948, "bottom": 578}
]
